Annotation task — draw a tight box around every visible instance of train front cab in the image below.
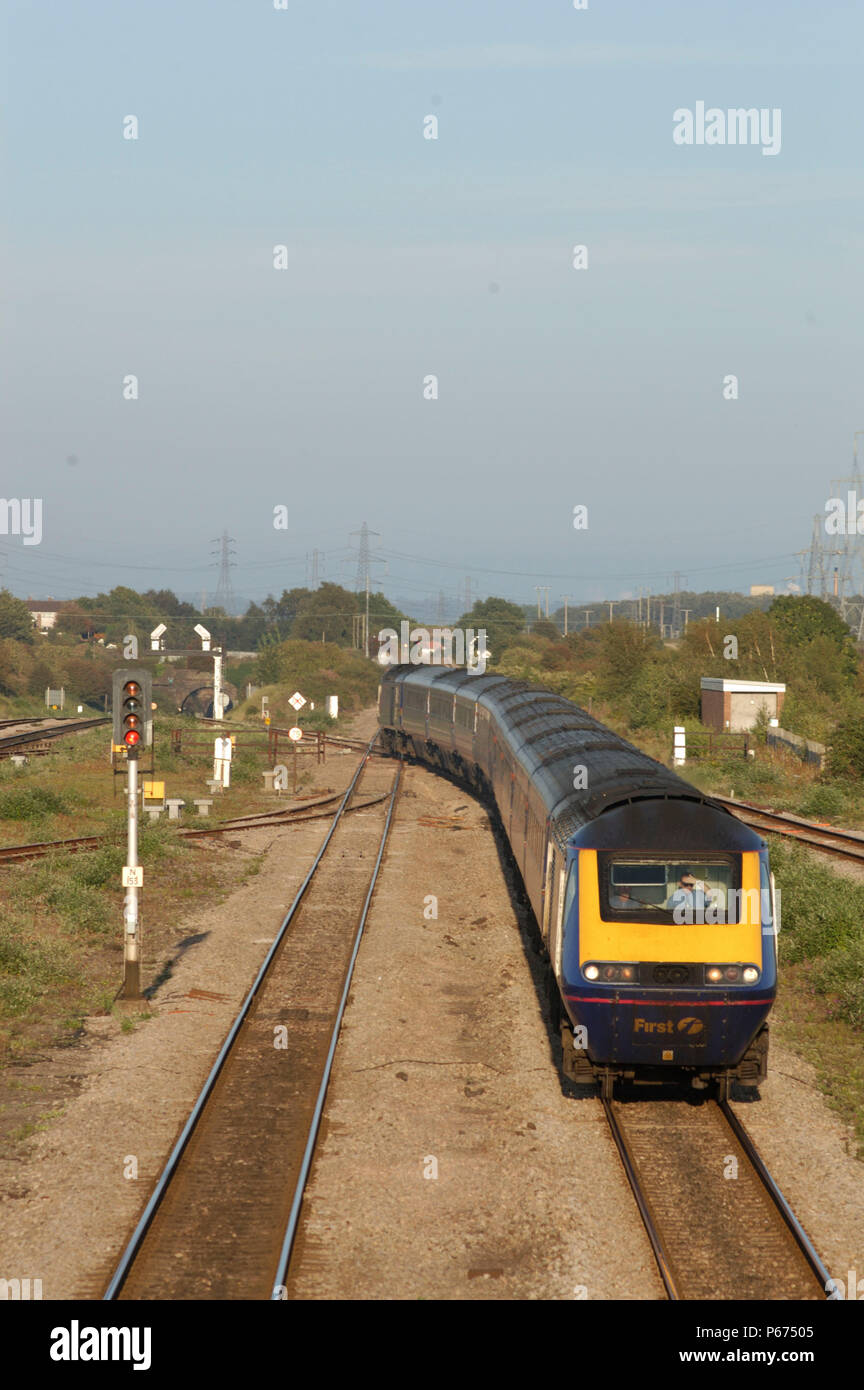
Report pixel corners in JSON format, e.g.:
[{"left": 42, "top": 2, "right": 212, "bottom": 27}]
[{"left": 556, "top": 801, "right": 777, "bottom": 1097}]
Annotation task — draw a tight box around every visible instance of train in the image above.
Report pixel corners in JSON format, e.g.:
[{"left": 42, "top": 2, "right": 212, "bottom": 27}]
[{"left": 378, "top": 664, "right": 776, "bottom": 1098}]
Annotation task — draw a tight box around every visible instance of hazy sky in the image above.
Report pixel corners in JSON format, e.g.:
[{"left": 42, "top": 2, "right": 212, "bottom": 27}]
[{"left": 3, "top": 0, "right": 863, "bottom": 615}]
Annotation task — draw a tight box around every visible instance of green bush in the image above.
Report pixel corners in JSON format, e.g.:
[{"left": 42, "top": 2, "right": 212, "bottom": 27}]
[
  {"left": 796, "top": 784, "right": 847, "bottom": 821},
  {"left": 0, "top": 786, "right": 71, "bottom": 821},
  {"left": 771, "top": 839, "right": 864, "bottom": 963},
  {"left": 811, "top": 942, "right": 864, "bottom": 1030},
  {"left": 37, "top": 876, "right": 113, "bottom": 935},
  {"left": 826, "top": 715, "right": 864, "bottom": 779},
  {"left": 69, "top": 844, "right": 125, "bottom": 889},
  {"left": 625, "top": 665, "right": 671, "bottom": 730},
  {"left": 0, "top": 922, "right": 77, "bottom": 1016}
]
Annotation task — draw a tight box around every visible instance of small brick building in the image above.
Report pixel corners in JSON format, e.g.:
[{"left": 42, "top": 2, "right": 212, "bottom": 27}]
[{"left": 700, "top": 678, "right": 786, "bottom": 732}]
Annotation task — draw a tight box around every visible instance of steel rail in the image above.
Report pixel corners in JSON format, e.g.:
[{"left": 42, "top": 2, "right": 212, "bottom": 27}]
[
  {"left": 103, "top": 738, "right": 381, "bottom": 1301},
  {"left": 718, "top": 1100, "right": 831, "bottom": 1296},
  {"left": 270, "top": 759, "right": 402, "bottom": 1296},
  {"left": 714, "top": 794, "right": 864, "bottom": 862},
  {"left": 0, "top": 792, "right": 388, "bottom": 866},
  {"left": 602, "top": 1098, "right": 681, "bottom": 1300},
  {"left": 605, "top": 1095, "right": 830, "bottom": 1301},
  {"left": 0, "top": 717, "right": 110, "bottom": 752}
]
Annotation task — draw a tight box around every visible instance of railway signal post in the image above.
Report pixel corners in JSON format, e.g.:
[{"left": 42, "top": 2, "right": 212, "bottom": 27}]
[{"left": 112, "top": 670, "right": 153, "bottom": 999}]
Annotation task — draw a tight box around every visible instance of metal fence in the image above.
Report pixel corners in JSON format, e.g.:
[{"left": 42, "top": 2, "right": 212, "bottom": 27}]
[{"left": 685, "top": 731, "right": 751, "bottom": 760}]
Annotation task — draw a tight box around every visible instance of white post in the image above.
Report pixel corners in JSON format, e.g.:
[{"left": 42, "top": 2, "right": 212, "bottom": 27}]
[
  {"left": 214, "top": 737, "right": 224, "bottom": 784},
  {"left": 326, "top": 695, "right": 338, "bottom": 719},
  {"left": 221, "top": 736, "right": 232, "bottom": 788},
  {"left": 213, "top": 650, "right": 223, "bottom": 721},
  {"left": 673, "top": 726, "right": 686, "bottom": 767},
  {"left": 123, "top": 756, "right": 141, "bottom": 997}
]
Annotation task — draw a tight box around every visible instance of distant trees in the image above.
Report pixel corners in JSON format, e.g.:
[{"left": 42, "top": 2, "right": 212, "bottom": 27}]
[
  {"left": 254, "top": 639, "right": 380, "bottom": 711},
  {"left": 454, "top": 597, "right": 526, "bottom": 660},
  {"left": 0, "top": 589, "right": 33, "bottom": 643}
]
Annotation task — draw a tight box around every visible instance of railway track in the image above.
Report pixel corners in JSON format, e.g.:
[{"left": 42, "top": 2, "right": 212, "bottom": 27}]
[
  {"left": 0, "top": 715, "right": 110, "bottom": 756},
  {"left": 604, "top": 1093, "right": 830, "bottom": 1300},
  {"left": 0, "top": 785, "right": 391, "bottom": 865},
  {"left": 713, "top": 794, "right": 864, "bottom": 863},
  {"left": 104, "top": 741, "right": 401, "bottom": 1300}
]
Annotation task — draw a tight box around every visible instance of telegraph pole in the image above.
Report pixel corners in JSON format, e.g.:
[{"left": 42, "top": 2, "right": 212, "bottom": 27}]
[
  {"left": 607, "top": 601, "right": 617, "bottom": 623},
  {"left": 365, "top": 573, "right": 370, "bottom": 659},
  {"left": 583, "top": 610, "right": 594, "bottom": 628},
  {"left": 535, "top": 586, "right": 543, "bottom": 619},
  {"left": 561, "top": 595, "right": 572, "bottom": 636}
]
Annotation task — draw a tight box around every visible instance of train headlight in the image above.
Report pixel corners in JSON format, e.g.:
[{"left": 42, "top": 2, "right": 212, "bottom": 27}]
[
  {"left": 584, "top": 962, "right": 637, "bottom": 983},
  {"left": 704, "top": 964, "right": 759, "bottom": 985}
]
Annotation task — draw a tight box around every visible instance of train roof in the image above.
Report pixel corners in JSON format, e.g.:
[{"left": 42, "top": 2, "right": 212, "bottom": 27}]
[{"left": 380, "top": 664, "right": 741, "bottom": 847}]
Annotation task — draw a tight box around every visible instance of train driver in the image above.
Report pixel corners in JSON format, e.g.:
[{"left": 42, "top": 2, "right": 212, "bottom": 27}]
[
  {"left": 610, "top": 886, "right": 645, "bottom": 909},
  {"left": 665, "top": 871, "right": 709, "bottom": 919}
]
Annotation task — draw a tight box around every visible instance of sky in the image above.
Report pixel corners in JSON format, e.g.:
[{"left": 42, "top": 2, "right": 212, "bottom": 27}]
[{"left": 2, "top": 0, "right": 863, "bottom": 617}]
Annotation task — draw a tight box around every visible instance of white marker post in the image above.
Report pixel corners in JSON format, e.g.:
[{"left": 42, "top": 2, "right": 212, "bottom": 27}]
[
  {"left": 673, "top": 726, "right": 686, "bottom": 767},
  {"left": 213, "top": 649, "right": 224, "bottom": 721},
  {"left": 289, "top": 726, "right": 302, "bottom": 794},
  {"left": 214, "top": 737, "right": 225, "bottom": 785}
]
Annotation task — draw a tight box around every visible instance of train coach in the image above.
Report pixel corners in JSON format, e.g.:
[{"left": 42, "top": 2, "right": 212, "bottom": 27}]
[{"left": 378, "top": 664, "right": 777, "bottom": 1098}]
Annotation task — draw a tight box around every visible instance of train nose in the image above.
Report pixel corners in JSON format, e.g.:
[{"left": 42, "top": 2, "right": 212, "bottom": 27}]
[{"left": 622, "top": 1003, "right": 712, "bottom": 1064}]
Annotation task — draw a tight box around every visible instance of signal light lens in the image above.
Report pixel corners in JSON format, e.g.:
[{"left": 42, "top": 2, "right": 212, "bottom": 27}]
[
  {"left": 124, "top": 729, "right": 140, "bottom": 746},
  {"left": 124, "top": 681, "right": 141, "bottom": 697}
]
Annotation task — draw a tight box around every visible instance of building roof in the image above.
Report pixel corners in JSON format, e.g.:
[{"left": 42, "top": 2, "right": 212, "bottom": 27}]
[{"left": 700, "top": 678, "right": 785, "bottom": 693}]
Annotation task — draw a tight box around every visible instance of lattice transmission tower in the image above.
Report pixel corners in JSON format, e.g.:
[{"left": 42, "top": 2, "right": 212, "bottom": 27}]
[{"left": 211, "top": 530, "right": 237, "bottom": 615}]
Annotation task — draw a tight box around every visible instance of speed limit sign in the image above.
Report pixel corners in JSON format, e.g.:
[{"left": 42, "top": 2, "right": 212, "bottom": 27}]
[{"left": 288, "top": 727, "right": 303, "bottom": 742}]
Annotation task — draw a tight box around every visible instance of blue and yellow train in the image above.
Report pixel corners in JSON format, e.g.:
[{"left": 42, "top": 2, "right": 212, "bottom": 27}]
[{"left": 378, "top": 664, "right": 776, "bottom": 1097}]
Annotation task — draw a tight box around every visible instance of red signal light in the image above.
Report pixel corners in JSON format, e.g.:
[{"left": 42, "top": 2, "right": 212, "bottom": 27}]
[{"left": 124, "top": 729, "right": 141, "bottom": 746}]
